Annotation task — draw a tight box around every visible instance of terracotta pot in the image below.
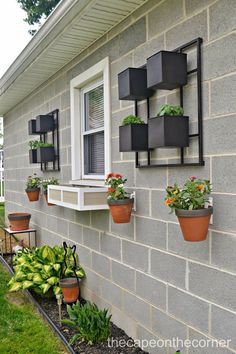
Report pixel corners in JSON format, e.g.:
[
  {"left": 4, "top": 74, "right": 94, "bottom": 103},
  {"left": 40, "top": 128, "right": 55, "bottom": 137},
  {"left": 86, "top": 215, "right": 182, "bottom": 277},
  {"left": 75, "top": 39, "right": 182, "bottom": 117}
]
[
  {"left": 59, "top": 278, "right": 79, "bottom": 303},
  {"left": 108, "top": 198, "right": 134, "bottom": 224},
  {"left": 8, "top": 213, "right": 31, "bottom": 231},
  {"left": 25, "top": 188, "right": 40, "bottom": 202},
  {"left": 175, "top": 207, "right": 213, "bottom": 242},
  {"left": 44, "top": 191, "right": 54, "bottom": 206}
]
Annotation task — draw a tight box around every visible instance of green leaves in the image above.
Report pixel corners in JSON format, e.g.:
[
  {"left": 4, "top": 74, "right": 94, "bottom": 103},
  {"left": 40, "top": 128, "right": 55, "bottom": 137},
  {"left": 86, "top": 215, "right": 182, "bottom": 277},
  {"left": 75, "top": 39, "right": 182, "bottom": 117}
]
[
  {"left": 157, "top": 104, "right": 184, "bottom": 117},
  {"left": 8, "top": 245, "right": 86, "bottom": 296},
  {"left": 64, "top": 301, "right": 111, "bottom": 345},
  {"left": 122, "top": 115, "right": 144, "bottom": 126}
]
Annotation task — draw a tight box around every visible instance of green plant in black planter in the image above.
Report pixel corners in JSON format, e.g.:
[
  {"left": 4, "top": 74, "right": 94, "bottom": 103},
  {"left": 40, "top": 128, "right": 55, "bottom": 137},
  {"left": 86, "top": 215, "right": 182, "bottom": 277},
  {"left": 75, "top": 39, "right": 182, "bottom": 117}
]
[
  {"left": 119, "top": 115, "right": 148, "bottom": 152},
  {"left": 25, "top": 173, "right": 41, "bottom": 202},
  {"left": 29, "top": 140, "right": 55, "bottom": 163},
  {"left": 148, "top": 104, "right": 189, "bottom": 148},
  {"left": 62, "top": 301, "right": 111, "bottom": 345}
]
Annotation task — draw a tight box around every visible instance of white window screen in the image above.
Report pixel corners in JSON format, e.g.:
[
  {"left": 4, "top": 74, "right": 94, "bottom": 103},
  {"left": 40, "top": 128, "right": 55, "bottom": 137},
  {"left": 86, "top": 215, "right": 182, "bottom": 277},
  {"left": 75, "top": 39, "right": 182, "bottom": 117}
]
[{"left": 82, "top": 83, "right": 105, "bottom": 176}]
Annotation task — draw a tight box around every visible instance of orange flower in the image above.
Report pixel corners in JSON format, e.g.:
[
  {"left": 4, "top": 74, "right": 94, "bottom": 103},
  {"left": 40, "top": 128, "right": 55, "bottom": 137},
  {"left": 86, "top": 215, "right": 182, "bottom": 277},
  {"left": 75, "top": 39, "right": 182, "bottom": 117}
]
[
  {"left": 197, "top": 184, "right": 205, "bottom": 191},
  {"left": 172, "top": 190, "right": 178, "bottom": 195},
  {"left": 106, "top": 173, "right": 114, "bottom": 179},
  {"left": 165, "top": 198, "right": 176, "bottom": 206},
  {"left": 108, "top": 187, "right": 115, "bottom": 193},
  {"left": 114, "top": 173, "right": 122, "bottom": 179}
]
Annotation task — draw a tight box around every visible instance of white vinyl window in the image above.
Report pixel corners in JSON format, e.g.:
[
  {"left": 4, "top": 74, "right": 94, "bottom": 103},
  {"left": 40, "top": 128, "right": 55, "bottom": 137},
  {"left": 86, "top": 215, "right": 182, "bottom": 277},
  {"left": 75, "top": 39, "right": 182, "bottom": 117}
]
[{"left": 70, "top": 57, "right": 111, "bottom": 185}]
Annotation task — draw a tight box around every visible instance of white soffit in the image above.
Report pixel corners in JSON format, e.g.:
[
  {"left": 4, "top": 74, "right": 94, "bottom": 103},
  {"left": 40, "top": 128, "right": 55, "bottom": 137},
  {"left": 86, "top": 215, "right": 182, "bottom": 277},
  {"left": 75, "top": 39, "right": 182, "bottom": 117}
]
[{"left": 0, "top": 0, "right": 147, "bottom": 115}]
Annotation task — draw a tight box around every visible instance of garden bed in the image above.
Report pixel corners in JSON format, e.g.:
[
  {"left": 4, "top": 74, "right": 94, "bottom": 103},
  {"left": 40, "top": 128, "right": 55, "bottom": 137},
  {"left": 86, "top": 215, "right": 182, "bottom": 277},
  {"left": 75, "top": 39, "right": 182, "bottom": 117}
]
[{"left": 1, "top": 254, "right": 148, "bottom": 354}]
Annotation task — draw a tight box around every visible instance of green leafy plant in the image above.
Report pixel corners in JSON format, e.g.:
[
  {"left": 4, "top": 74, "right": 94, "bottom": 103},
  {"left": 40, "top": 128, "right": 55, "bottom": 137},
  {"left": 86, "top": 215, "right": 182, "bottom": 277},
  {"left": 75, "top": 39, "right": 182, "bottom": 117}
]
[
  {"left": 105, "top": 173, "right": 128, "bottom": 200},
  {"left": 62, "top": 301, "right": 111, "bottom": 345},
  {"left": 41, "top": 177, "right": 59, "bottom": 192},
  {"left": 29, "top": 140, "right": 54, "bottom": 149},
  {"left": 8, "top": 245, "right": 85, "bottom": 295},
  {"left": 157, "top": 104, "right": 184, "bottom": 117},
  {"left": 165, "top": 176, "right": 212, "bottom": 212},
  {"left": 26, "top": 173, "right": 41, "bottom": 190},
  {"left": 122, "top": 115, "right": 144, "bottom": 126}
]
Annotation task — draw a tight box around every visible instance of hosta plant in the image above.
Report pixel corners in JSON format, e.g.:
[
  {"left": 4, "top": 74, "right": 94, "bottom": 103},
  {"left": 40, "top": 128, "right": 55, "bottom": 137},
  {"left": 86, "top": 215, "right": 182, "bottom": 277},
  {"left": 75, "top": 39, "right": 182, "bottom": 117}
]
[
  {"left": 8, "top": 245, "right": 85, "bottom": 296},
  {"left": 62, "top": 301, "right": 111, "bottom": 345}
]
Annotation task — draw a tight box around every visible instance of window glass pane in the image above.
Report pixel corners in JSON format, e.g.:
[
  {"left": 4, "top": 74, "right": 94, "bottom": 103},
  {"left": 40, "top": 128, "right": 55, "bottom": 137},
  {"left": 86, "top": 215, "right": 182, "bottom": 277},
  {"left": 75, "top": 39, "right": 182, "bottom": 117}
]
[
  {"left": 84, "top": 131, "right": 104, "bottom": 175},
  {"left": 84, "top": 84, "right": 104, "bottom": 131}
]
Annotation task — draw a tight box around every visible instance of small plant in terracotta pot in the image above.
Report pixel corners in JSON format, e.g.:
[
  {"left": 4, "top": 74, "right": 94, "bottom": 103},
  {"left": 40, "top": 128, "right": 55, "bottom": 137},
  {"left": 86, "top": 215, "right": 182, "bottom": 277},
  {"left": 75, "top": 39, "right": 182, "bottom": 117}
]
[
  {"left": 41, "top": 177, "right": 59, "bottom": 206},
  {"left": 105, "top": 173, "right": 134, "bottom": 224},
  {"left": 165, "top": 176, "right": 213, "bottom": 242},
  {"left": 25, "top": 173, "right": 41, "bottom": 202}
]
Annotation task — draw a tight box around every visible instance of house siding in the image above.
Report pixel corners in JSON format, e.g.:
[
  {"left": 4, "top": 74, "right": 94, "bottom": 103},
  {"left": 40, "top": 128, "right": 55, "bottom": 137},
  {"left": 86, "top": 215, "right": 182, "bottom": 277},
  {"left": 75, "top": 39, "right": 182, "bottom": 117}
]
[{"left": 4, "top": 0, "right": 236, "bottom": 353}]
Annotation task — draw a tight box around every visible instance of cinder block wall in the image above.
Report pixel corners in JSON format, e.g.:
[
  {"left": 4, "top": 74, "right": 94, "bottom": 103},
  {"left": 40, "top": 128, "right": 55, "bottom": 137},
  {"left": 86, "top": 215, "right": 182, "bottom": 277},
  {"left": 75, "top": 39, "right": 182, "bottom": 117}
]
[{"left": 4, "top": 0, "right": 236, "bottom": 353}]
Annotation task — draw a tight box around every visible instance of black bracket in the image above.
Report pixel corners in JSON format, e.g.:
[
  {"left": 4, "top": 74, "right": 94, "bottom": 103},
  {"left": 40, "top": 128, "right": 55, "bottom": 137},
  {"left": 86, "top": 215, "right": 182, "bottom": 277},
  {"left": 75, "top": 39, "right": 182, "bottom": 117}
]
[{"left": 135, "top": 37, "right": 204, "bottom": 168}]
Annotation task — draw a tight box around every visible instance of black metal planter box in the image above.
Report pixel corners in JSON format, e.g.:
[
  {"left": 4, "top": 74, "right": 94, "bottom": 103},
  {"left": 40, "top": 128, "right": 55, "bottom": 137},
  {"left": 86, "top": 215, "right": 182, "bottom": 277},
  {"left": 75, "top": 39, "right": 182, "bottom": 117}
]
[
  {"left": 29, "top": 149, "right": 38, "bottom": 163},
  {"left": 119, "top": 124, "right": 148, "bottom": 152},
  {"left": 118, "top": 68, "right": 153, "bottom": 101},
  {"left": 148, "top": 116, "right": 189, "bottom": 148},
  {"left": 36, "top": 115, "right": 54, "bottom": 133},
  {"left": 147, "top": 51, "right": 187, "bottom": 90},
  {"left": 28, "top": 120, "right": 39, "bottom": 135},
  {"left": 36, "top": 147, "right": 55, "bottom": 162}
]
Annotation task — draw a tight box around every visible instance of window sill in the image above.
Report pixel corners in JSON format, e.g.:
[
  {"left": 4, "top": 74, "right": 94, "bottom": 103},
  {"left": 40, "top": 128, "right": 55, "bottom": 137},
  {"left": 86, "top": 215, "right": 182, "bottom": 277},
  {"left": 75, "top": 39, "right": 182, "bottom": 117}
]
[{"left": 69, "top": 179, "right": 105, "bottom": 187}]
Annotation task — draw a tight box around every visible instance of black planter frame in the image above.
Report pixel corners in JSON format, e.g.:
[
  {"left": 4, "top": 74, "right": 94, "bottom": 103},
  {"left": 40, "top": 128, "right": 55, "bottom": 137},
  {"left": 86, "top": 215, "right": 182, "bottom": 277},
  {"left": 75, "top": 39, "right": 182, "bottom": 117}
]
[
  {"left": 133, "top": 37, "right": 204, "bottom": 168},
  {"left": 28, "top": 109, "right": 60, "bottom": 171}
]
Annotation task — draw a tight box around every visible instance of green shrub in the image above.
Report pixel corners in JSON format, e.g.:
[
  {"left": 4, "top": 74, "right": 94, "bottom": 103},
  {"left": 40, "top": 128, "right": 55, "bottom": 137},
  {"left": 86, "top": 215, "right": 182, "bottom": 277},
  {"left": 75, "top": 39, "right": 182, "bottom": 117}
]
[
  {"left": 62, "top": 301, "right": 111, "bottom": 345},
  {"left": 157, "top": 104, "right": 184, "bottom": 117},
  {"left": 29, "top": 140, "right": 54, "bottom": 149},
  {"left": 122, "top": 115, "right": 144, "bottom": 126},
  {"left": 8, "top": 245, "right": 85, "bottom": 295}
]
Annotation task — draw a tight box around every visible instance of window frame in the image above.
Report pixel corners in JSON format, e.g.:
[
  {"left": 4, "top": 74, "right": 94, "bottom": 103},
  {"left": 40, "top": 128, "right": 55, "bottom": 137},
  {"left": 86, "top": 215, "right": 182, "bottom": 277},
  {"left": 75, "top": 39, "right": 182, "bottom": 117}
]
[{"left": 70, "top": 57, "right": 111, "bottom": 185}]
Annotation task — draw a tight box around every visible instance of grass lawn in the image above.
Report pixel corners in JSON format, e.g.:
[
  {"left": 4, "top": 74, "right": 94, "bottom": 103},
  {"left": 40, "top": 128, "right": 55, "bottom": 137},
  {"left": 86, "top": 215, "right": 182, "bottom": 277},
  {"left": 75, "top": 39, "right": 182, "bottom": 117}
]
[
  {"left": 0, "top": 263, "right": 67, "bottom": 354},
  {"left": 0, "top": 202, "right": 4, "bottom": 227}
]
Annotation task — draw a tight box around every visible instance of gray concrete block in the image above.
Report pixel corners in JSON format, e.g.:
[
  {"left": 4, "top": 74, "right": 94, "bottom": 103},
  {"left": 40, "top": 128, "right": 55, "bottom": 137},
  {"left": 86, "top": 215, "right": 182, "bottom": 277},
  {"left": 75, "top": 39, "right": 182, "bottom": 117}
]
[
  {"left": 111, "top": 162, "right": 134, "bottom": 188},
  {"left": 111, "top": 86, "right": 120, "bottom": 112},
  {"left": 61, "top": 90, "right": 70, "bottom": 110},
  {"left": 151, "top": 250, "right": 186, "bottom": 288},
  {"left": 136, "top": 216, "right": 167, "bottom": 249},
  {"left": 135, "top": 189, "right": 150, "bottom": 217},
  {"left": 119, "top": 18, "right": 146, "bottom": 57},
  {"left": 211, "top": 232, "right": 236, "bottom": 273},
  {"left": 123, "top": 290, "right": 151, "bottom": 328},
  {"left": 111, "top": 137, "right": 121, "bottom": 162},
  {"left": 211, "top": 193, "right": 236, "bottom": 233},
  {"left": 151, "top": 190, "right": 178, "bottom": 223},
  {"left": 83, "top": 268, "right": 102, "bottom": 296},
  {"left": 111, "top": 306, "right": 137, "bottom": 341},
  {"left": 211, "top": 305, "right": 236, "bottom": 351},
  {"left": 111, "top": 53, "right": 133, "bottom": 88},
  {"left": 212, "top": 156, "right": 236, "bottom": 193},
  {"left": 77, "top": 245, "right": 91, "bottom": 268},
  {"left": 60, "top": 127, "right": 71, "bottom": 147},
  {"left": 111, "top": 216, "right": 134, "bottom": 240},
  {"left": 134, "top": 34, "right": 164, "bottom": 67},
  {"left": 122, "top": 240, "right": 149, "bottom": 272},
  {"left": 189, "top": 262, "right": 236, "bottom": 311},
  {"left": 100, "top": 233, "right": 121, "bottom": 260},
  {"left": 135, "top": 167, "right": 167, "bottom": 189},
  {"left": 101, "top": 278, "right": 123, "bottom": 309},
  {"left": 211, "top": 74, "right": 236, "bottom": 116},
  {"left": 209, "top": 0, "right": 236, "bottom": 40},
  {"left": 74, "top": 210, "right": 90, "bottom": 226},
  {"left": 151, "top": 307, "right": 187, "bottom": 341},
  {"left": 111, "top": 260, "right": 135, "bottom": 292},
  {"left": 136, "top": 325, "right": 166, "bottom": 354},
  {"left": 168, "top": 286, "right": 209, "bottom": 332},
  {"left": 68, "top": 222, "right": 83, "bottom": 244},
  {"left": 185, "top": 0, "right": 216, "bottom": 14},
  {"left": 168, "top": 223, "right": 210, "bottom": 263},
  {"left": 92, "top": 252, "right": 111, "bottom": 279},
  {"left": 166, "top": 11, "right": 207, "bottom": 49},
  {"left": 148, "top": 0, "right": 183, "bottom": 39},
  {"left": 203, "top": 34, "right": 236, "bottom": 81},
  {"left": 111, "top": 107, "right": 133, "bottom": 138},
  {"left": 189, "top": 328, "right": 233, "bottom": 353},
  {"left": 136, "top": 271, "right": 166, "bottom": 310},
  {"left": 83, "top": 227, "right": 99, "bottom": 250},
  {"left": 91, "top": 210, "right": 109, "bottom": 231}
]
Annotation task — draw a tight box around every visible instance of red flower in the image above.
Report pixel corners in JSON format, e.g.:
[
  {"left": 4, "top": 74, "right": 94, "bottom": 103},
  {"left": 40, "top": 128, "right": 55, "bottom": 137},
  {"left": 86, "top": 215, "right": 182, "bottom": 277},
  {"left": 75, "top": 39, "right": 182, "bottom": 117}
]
[
  {"left": 190, "top": 176, "right": 197, "bottom": 181},
  {"left": 106, "top": 173, "right": 114, "bottom": 179},
  {"left": 108, "top": 187, "right": 115, "bottom": 193},
  {"left": 114, "top": 173, "right": 122, "bottom": 179}
]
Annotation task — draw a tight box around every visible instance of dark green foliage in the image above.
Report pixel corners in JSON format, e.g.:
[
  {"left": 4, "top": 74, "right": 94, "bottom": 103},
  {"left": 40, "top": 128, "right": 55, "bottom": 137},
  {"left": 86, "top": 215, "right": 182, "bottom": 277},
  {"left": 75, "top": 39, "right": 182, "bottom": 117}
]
[
  {"left": 157, "top": 104, "right": 184, "bottom": 117},
  {"left": 122, "top": 115, "right": 144, "bottom": 126},
  {"left": 29, "top": 140, "right": 54, "bottom": 149},
  {"left": 62, "top": 301, "right": 112, "bottom": 345},
  {"left": 17, "top": 0, "right": 60, "bottom": 25}
]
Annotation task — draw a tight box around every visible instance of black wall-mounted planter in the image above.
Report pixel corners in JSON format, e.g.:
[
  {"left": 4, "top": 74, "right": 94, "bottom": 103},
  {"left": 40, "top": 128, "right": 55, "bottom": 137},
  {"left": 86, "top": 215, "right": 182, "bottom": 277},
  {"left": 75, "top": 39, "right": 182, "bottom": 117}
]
[
  {"left": 119, "top": 124, "right": 148, "bottom": 152},
  {"left": 118, "top": 68, "right": 153, "bottom": 101},
  {"left": 36, "top": 147, "right": 55, "bottom": 163},
  {"left": 36, "top": 115, "right": 54, "bottom": 133},
  {"left": 148, "top": 116, "right": 189, "bottom": 148},
  {"left": 29, "top": 149, "right": 38, "bottom": 163},
  {"left": 147, "top": 51, "right": 187, "bottom": 90},
  {"left": 28, "top": 120, "right": 39, "bottom": 135}
]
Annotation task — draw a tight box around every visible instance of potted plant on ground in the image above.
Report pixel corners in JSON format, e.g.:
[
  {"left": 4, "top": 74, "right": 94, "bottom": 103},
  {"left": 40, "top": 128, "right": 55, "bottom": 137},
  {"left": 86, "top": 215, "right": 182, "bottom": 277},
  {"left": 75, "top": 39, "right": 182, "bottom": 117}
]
[
  {"left": 105, "top": 173, "right": 134, "bottom": 224},
  {"left": 165, "top": 176, "right": 213, "bottom": 242},
  {"left": 148, "top": 104, "right": 189, "bottom": 148},
  {"left": 8, "top": 213, "right": 31, "bottom": 231},
  {"left": 119, "top": 115, "right": 148, "bottom": 152},
  {"left": 42, "top": 177, "right": 59, "bottom": 206},
  {"left": 25, "top": 173, "right": 41, "bottom": 202}
]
